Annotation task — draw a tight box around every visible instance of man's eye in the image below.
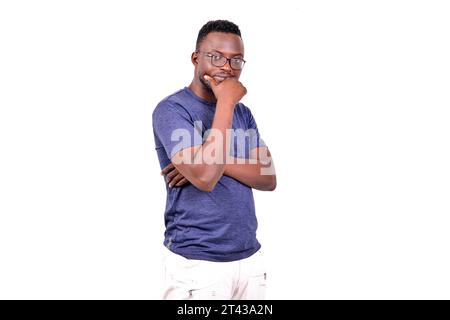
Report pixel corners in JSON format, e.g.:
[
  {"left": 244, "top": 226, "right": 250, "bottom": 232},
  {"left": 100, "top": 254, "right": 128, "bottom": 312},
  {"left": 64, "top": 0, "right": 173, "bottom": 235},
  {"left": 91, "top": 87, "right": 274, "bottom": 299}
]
[
  {"left": 211, "top": 55, "right": 223, "bottom": 61},
  {"left": 232, "top": 58, "right": 243, "bottom": 63}
]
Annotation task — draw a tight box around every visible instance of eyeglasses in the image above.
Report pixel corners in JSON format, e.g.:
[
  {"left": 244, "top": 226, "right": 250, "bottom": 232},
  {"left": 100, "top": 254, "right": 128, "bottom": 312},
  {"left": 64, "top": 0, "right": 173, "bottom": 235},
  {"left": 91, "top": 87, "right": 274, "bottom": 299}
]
[{"left": 196, "top": 51, "right": 246, "bottom": 70}]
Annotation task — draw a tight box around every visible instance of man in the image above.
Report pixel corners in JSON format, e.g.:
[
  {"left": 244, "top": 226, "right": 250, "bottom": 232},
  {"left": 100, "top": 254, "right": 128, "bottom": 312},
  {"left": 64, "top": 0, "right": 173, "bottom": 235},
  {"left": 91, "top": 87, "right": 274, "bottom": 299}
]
[{"left": 152, "top": 20, "right": 276, "bottom": 300}]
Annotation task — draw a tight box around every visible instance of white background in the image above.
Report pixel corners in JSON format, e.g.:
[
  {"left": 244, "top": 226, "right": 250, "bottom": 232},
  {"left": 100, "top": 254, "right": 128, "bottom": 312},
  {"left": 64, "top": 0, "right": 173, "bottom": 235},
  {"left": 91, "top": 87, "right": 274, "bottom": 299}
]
[{"left": 1, "top": 0, "right": 449, "bottom": 299}]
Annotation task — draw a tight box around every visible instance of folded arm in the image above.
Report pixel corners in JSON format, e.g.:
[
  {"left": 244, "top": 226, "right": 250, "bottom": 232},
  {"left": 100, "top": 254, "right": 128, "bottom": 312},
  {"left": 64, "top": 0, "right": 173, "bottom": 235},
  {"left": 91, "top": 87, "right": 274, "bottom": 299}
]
[
  {"left": 223, "top": 147, "right": 276, "bottom": 191},
  {"left": 163, "top": 146, "right": 276, "bottom": 192},
  {"left": 160, "top": 77, "right": 276, "bottom": 192}
]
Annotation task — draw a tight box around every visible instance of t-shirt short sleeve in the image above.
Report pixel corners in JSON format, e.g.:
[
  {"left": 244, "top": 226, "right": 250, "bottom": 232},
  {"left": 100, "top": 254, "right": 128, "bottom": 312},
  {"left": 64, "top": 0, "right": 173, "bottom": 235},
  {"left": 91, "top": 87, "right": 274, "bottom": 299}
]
[{"left": 152, "top": 100, "right": 203, "bottom": 159}]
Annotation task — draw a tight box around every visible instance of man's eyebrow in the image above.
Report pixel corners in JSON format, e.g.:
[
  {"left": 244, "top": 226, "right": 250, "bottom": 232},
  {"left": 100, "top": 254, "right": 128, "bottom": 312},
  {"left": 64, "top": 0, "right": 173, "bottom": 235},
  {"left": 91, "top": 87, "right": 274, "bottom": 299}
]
[{"left": 210, "top": 49, "right": 244, "bottom": 57}]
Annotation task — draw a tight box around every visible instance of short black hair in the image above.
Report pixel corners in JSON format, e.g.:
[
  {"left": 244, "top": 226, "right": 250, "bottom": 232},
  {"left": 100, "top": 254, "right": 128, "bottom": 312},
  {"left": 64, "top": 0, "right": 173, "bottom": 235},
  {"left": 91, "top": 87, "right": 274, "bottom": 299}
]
[{"left": 196, "top": 20, "right": 242, "bottom": 50}]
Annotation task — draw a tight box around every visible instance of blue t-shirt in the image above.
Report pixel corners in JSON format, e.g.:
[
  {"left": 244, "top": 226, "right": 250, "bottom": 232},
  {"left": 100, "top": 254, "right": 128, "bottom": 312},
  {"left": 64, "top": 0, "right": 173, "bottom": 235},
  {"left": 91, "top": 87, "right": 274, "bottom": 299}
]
[{"left": 152, "top": 87, "right": 266, "bottom": 262}]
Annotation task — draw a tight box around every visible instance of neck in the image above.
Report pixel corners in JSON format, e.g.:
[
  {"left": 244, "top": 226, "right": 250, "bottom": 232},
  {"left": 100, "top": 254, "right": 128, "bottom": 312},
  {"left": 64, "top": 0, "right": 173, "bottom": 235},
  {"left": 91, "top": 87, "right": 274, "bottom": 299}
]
[{"left": 188, "top": 80, "right": 216, "bottom": 103}]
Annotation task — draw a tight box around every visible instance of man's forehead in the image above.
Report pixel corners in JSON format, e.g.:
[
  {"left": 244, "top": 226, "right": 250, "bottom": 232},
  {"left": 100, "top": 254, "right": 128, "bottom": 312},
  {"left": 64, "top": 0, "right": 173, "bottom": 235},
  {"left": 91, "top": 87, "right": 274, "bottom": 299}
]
[{"left": 201, "top": 32, "right": 244, "bottom": 56}]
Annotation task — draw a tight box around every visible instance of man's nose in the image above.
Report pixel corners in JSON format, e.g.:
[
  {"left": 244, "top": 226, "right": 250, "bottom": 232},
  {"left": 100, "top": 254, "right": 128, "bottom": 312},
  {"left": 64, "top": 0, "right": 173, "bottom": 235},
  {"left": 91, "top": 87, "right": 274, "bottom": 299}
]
[{"left": 221, "top": 60, "right": 233, "bottom": 71}]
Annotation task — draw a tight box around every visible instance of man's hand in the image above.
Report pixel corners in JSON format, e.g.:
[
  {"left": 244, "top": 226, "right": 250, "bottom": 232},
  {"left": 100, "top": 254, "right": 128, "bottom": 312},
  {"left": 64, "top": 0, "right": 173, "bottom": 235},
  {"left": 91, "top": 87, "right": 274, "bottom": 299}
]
[
  {"left": 204, "top": 75, "right": 247, "bottom": 105},
  {"left": 161, "top": 163, "right": 190, "bottom": 188}
]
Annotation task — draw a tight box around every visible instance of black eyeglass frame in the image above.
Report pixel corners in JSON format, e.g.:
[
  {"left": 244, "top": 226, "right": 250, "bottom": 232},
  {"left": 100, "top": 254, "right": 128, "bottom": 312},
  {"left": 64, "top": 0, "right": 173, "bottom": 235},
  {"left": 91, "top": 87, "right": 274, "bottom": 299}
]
[{"left": 196, "top": 51, "right": 246, "bottom": 70}]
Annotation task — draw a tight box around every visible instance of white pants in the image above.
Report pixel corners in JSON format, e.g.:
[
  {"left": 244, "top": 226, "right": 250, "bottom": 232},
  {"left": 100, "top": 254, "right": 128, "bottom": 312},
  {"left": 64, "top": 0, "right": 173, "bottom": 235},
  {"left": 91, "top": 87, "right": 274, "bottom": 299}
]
[{"left": 162, "top": 249, "right": 267, "bottom": 300}]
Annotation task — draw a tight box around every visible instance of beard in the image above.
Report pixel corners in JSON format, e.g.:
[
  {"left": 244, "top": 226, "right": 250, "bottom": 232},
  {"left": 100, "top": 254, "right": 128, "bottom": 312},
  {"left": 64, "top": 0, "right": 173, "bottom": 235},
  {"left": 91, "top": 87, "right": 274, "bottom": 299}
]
[{"left": 199, "top": 74, "right": 213, "bottom": 94}]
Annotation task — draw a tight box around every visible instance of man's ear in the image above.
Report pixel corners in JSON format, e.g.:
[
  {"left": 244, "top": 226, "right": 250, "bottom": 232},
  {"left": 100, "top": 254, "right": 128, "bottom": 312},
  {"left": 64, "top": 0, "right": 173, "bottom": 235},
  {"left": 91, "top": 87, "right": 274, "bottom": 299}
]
[{"left": 191, "top": 52, "right": 198, "bottom": 65}]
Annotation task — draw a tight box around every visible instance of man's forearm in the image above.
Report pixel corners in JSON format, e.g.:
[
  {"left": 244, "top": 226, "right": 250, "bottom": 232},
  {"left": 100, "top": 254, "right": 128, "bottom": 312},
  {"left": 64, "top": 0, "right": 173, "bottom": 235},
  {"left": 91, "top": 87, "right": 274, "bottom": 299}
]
[
  {"left": 224, "top": 156, "right": 276, "bottom": 191},
  {"left": 193, "top": 101, "right": 234, "bottom": 188},
  {"left": 172, "top": 101, "right": 235, "bottom": 192}
]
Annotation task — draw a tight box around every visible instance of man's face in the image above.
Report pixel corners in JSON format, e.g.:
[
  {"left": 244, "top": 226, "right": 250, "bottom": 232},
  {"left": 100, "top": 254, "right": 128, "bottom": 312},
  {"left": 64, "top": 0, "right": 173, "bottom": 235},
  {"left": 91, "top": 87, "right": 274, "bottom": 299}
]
[{"left": 192, "top": 32, "right": 245, "bottom": 92}]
